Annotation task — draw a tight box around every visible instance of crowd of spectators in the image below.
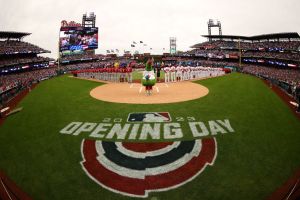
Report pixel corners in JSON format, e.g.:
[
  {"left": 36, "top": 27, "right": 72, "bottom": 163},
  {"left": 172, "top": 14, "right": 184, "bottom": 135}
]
[
  {"left": 0, "top": 41, "right": 49, "bottom": 55},
  {"left": 0, "top": 71, "right": 54, "bottom": 106},
  {"left": 193, "top": 40, "right": 300, "bottom": 51},
  {"left": 191, "top": 49, "right": 238, "bottom": 59},
  {"left": 199, "top": 60, "right": 239, "bottom": 68},
  {"left": 242, "top": 65, "right": 300, "bottom": 87},
  {"left": 59, "top": 59, "right": 136, "bottom": 72},
  {"left": 60, "top": 53, "right": 105, "bottom": 62},
  {"left": 0, "top": 39, "right": 56, "bottom": 106},
  {"left": 243, "top": 51, "right": 300, "bottom": 61},
  {"left": 0, "top": 68, "right": 57, "bottom": 93},
  {"left": 0, "top": 56, "right": 53, "bottom": 67},
  {"left": 189, "top": 41, "right": 300, "bottom": 62},
  {"left": 60, "top": 62, "right": 103, "bottom": 71}
]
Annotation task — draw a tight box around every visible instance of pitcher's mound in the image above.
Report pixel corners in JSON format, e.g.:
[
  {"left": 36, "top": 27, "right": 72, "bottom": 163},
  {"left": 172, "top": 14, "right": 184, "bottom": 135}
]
[{"left": 90, "top": 82, "right": 209, "bottom": 104}]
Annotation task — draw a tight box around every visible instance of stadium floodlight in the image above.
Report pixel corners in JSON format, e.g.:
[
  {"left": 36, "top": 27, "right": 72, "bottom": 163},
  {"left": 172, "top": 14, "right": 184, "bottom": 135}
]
[
  {"left": 208, "top": 19, "right": 220, "bottom": 26},
  {"left": 170, "top": 37, "right": 177, "bottom": 55},
  {"left": 212, "top": 19, "right": 218, "bottom": 25},
  {"left": 207, "top": 19, "right": 222, "bottom": 41}
]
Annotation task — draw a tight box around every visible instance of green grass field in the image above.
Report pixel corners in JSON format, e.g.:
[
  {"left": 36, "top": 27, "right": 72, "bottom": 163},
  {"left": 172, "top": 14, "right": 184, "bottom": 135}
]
[
  {"left": 132, "top": 70, "right": 165, "bottom": 80},
  {"left": 0, "top": 72, "right": 300, "bottom": 199}
]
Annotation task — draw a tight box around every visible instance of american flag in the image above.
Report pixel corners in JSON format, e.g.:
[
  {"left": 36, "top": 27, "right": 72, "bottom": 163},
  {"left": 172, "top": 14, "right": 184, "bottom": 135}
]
[{"left": 82, "top": 45, "right": 88, "bottom": 50}]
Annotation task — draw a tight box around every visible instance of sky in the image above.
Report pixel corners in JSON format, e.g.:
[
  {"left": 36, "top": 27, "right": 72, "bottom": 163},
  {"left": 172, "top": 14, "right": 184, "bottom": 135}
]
[{"left": 0, "top": 0, "right": 299, "bottom": 58}]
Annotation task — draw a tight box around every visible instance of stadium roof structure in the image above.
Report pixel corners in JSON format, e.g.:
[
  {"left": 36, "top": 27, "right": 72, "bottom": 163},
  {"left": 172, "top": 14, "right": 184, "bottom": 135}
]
[
  {"left": 0, "top": 31, "right": 31, "bottom": 40},
  {"left": 201, "top": 32, "right": 300, "bottom": 41}
]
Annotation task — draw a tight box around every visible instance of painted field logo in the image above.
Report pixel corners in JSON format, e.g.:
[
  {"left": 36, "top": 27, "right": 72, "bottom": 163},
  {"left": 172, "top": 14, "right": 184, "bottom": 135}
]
[
  {"left": 81, "top": 138, "right": 217, "bottom": 198},
  {"left": 68, "top": 112, "right": 234, "bottom": 197},
  {"left": 127, "top": 112, "right": 171, "bottom": 122}
]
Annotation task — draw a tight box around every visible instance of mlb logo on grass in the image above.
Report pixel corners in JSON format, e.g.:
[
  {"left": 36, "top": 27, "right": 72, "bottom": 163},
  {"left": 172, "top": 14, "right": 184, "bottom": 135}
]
[{"left": 127, "top": 112, "right": 171, "bottom": 122}]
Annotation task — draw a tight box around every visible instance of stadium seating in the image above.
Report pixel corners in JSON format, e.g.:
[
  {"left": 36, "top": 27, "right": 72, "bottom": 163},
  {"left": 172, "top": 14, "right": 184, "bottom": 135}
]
[
  {"left": 0, "top": 32, "right": 56, "bottom": 106},
  {"left": 192, "top": 40, "right": 300, "bottom": 51},
  {"left": 0, "top": 56, "right": 52, "bottom": 68},
  {"left": 242, "top": 65, "right": 300, "bottom": 88},
  {"left": 187, "top": 34, "right": 300, "bottom": 94},
  {"left": 60, "top": 53, "right": 105, "bottom": 63},
  {"left": 0, "top": 40, "right": 49, "bottom": 55},
  {"left": 191, "top": 40, "right": 300, "bottom": 62}
]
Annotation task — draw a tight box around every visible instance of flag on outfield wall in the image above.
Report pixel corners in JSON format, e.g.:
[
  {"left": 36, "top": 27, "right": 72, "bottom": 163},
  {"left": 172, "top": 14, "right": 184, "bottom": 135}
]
[
  {"left": 116, "top": 49, "right": 119, "bottom": 53},
  {"left": 150, "top": 48, "right": 152, "bottom": 50},
  {"left": 106, "top": 50, "right": 110, "bottom": 53},
  {"left": 140, "top": 41, "right": 143, "bottom": 43},
  {"left": 133, "top": 41, "right": 137, "bottom": 44},
  {"left": 131, "top": 44, "right": 135, "bottom": 47},
  {"left": 111, "top": 49, "right": 114, "bottom": 53},
  {"left": 144, "top": 44, "right": 147, "bottom": 46}
]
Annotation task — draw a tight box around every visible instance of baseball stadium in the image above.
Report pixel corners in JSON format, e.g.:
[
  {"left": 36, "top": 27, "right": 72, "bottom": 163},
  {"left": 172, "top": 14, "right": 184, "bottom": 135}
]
[{"left": 1, "top": 1, "right": 300, "bottom": 200}]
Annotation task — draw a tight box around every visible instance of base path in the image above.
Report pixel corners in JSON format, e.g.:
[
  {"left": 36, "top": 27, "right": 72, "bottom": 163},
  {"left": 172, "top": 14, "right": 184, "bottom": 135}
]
[{"left": 90, "top": 81, "right": 209, "bottom": 104}]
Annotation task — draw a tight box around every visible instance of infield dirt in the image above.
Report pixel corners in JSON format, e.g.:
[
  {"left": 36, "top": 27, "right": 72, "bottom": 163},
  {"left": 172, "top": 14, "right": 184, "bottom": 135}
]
[{"left": 89, "top": 81, "right": 209, "bottom": 104}]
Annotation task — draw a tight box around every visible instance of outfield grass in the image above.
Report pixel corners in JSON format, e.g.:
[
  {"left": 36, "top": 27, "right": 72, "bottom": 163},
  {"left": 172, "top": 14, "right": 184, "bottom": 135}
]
[
  {"left": 132, "top": 70, "right": 165, "bottom": 80},
  {"left": 0, "top": 73, "right": 299, "bottom": 200}
]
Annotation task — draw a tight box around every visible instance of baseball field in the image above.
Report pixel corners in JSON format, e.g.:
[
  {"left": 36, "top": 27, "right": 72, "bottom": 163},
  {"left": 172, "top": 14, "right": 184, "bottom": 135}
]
[{"left": 0, "top": 72, "right": 300, "bottom": 199}]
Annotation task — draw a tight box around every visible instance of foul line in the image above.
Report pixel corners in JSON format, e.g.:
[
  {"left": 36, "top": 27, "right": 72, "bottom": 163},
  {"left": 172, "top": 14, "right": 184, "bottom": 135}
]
[
  {"left": 286, "top": 179, "right": 299, "bottom": 200},
  {"left": 0, "top": 178, "right": 13, "bottom": 200},
  {"left": 139, "top": 87, "right": 143, "bottom": 93}
]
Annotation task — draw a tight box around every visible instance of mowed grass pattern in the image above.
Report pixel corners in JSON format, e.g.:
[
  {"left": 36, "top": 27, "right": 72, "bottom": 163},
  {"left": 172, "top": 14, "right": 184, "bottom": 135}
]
[{"left": 0, "top": 73, "right": 299, "bottom": 200}]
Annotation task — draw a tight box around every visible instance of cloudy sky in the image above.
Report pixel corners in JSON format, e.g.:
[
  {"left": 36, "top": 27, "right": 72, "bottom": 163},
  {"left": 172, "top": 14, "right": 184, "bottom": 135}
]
[{"left": 1, "top": 0, "right": 299, "bottom": 58}]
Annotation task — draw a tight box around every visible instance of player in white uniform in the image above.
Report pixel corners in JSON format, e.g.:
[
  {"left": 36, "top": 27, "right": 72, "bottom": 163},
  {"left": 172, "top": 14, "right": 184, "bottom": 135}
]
[
  {"left": 176, "top": 65, "right": 182, "bottom": 82},
  {"left": 196, "top": 66, "right": 201, "bottom": 79},
  {"left": 220, "top": 68, "right": 225, "bottom": 76},
  {"left": 190, "top": 66, "right": 195, "bottom": 80},
  {"left": 213, "top": 68, "right": 217, "bottom": 77},
  {"left": 184, "top": 66, "right": 190, "bottom": 80},
  {"left": 180, "top": 65, "right": 185, "bottom": 81},
  {"left": 170, "top": 65, "right": 176, "bottom": 82},
  {"left": 195, "top": 66, "right": 199, "bottom": 79},
  {"left": 187, "top": 66, "right": 192, "bottom": 80},
  {"left": 164, "top": 66, "right": 170, "bottom": 83},
  {"left": 208, "top": 67, "right": 212, "bottom": 77},
  {"left": 200, "top": 67, "right": 204, "bottom": 78}
]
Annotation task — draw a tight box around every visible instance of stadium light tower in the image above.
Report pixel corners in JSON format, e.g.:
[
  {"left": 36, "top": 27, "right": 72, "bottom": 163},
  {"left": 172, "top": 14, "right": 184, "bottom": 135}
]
[
  {"left": 82, "top": 12, "right": 96, "bottom": 28},
  {"left": 170, "top": 37, "right": 177, "bottom": 55},
  {"left": 208, "top": 19, "right": 222, "bottom": 42}
]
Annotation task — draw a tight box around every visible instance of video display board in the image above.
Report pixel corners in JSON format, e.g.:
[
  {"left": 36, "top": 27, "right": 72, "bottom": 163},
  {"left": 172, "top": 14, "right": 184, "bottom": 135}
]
[{"left": 59, "top": 26, "right": 98, "bottom": 55}]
